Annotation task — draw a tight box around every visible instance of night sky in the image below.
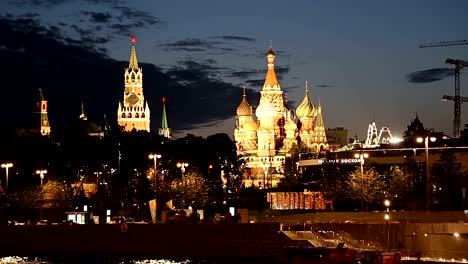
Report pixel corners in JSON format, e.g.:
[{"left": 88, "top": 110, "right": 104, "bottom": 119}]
[{"left": 1, "top": 0, "right": 467, "bottom": 140}]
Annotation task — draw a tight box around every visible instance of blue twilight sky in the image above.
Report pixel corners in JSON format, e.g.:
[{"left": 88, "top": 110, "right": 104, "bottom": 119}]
[{"left": 1, "top": 0, "right": 468, "bottom": 140}]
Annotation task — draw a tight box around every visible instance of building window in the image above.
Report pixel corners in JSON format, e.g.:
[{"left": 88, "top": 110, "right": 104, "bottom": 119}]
[{"left": 121, "top": 113, "right": 126, "bottom": 118}]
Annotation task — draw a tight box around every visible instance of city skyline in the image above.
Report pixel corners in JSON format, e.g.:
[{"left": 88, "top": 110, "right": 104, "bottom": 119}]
[{"left": 1, "top": 0, "right": 467, "bottom": 140}]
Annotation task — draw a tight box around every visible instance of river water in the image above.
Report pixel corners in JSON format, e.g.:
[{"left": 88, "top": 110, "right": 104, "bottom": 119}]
[{"left": 0, "top": 257, "right": 273, "bottom": 264}]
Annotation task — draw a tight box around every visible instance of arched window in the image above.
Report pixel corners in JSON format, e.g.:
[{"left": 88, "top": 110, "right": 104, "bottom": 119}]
[
  {"left": 142, "top": 113, "right": 145, "bottom": 118},
  {"left": 128, "top": 113, "right": 132, "bottom": 118},
  {"left": 121, "top": 113, "right": 126, "bottom": 118},
  {"left": 135, "top": 113, "right": 139, "bottom": 118}
]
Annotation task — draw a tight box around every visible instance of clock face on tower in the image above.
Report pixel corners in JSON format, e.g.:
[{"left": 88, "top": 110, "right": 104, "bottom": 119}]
[{"left": 126, "top": 93, "right": 139, "bottom": 106}]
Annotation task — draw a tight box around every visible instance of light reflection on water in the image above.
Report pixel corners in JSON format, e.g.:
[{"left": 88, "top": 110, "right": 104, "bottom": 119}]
[{"left": 0, "top": 257, "right": 192, "bottom": 264}]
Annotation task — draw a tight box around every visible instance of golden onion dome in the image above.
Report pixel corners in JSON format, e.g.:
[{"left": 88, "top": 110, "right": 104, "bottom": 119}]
[
  {"left": 284, "top": 119, "right": 297, "bottom": 130},
  {"left": 256, "top": 99, "right": 276, "bottom": 118},
  {"left": 266, "top": 48, "right": 276, "bottom": 58},
  {"left": 296, "top": 81, "right": 315, "bottom": 118},
  {"left": 236, "top": 96, "right": 252, "bottom": 116}
]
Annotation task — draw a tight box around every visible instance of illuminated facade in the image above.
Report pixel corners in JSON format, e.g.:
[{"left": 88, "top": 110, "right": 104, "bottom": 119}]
[
  {"left": 234, "top": 47, "right": 328, "bottom": 188},
  {"left": 117, "top": 37, "right": 150, "bottom": 132},
  {"left": 364, "top": 121, "right": 394, "bottom": 148},
  {"left": 34, "top": 88, "right": 51, "bottom": 136}
]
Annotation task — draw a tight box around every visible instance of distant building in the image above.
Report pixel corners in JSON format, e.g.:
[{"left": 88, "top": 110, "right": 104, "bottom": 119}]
[
  {"left": 117, "top": 36, "right": 150, "bottom": 132},
  {"left": 326, "top": 127, "right": 348, "bottom": 150}
]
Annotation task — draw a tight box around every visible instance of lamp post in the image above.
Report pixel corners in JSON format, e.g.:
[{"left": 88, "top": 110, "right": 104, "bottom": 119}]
[
  {"left": 36, "top": 170, "right": 47, "bottom": 220},
  {"left": 149, "top": 154, "right": 161, "bottom": 194},
  {"left": 384, "top": 213, "right": 390, "bottom": 251},
  {"left": 354, "top": 153, "right": 369, "bottom": 211},
  {"left": 1, "top": 163, "right": 13, "bottom": 193},
  {"left": 417, "top": 135, "right": 436, "bottom": 211},
  {"left": 177, "top": 162, "right": 189, "bottom": 186}
]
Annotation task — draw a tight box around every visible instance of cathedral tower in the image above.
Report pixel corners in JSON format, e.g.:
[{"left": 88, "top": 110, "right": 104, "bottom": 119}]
[
  {"left": 117, "top": 36, "right": 150, "bottom": 132},
  {"left": 159, "top": 97, "right": 171, "bottom": 139},
  {"left": 34, "top": 88, "right": 50, "bottom": 136}
]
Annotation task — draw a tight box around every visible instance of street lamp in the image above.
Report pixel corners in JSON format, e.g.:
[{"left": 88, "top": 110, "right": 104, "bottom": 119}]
[
  {"left": 384, "top": 213, "right": 390, "bottom": 251},
  {"left": 1, "top": 163, "right": 13, "bottom": 192},
  {"left": 354, "top": 153, "right": 369, "bottom": 210},
  {"left": 149, "top": 154, "right": 161, "bottom": 194},
  {"left": 417, "top": 135, "right": 436, "bottom": 211},
  {"left": 384, "top": 199, "right": 390, "bottom": 213},
  {"left": 36, "top": 169, "right": 47, "bottom": 220},
  {"left": 177, "top": 162, "right": 189, "bottom": 186}
]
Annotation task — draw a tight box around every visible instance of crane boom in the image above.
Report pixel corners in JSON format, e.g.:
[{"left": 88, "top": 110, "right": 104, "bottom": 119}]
[{"left": 419, "top": 39, "right": 468, "bottom": 48}]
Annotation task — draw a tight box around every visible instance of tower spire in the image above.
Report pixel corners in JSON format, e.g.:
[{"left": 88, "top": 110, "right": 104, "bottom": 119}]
[
  {"left": 79, "top": 102, "right": 87, "bottom": 120},
  {"left": 129, "top": 36, "right": 139, "bottom": 69},
  {"left": 35, "top": 88, "right": 51, "bottom": 136},
  {"left": 159, "top": 97, "right": 171, "bottom": 139},
  {"left": 263, "top": 42, "right": 280, "bottom": 90}
]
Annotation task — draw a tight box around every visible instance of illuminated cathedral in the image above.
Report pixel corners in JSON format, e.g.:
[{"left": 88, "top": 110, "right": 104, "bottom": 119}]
[{"left": 234, "top": 47, "right": 328, "bottom": 188}]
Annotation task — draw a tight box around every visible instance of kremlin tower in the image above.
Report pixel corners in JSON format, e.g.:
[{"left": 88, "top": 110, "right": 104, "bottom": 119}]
[
  {"left": 234, "top": 46, "right": 328, "bottom": 188},
  {"left": 159, "top": 97, "right": 171, "bottom": 139},
  {"left": 117, "top": 36, "right": 150, "bottom": 132},
  {"left": 34, "top": 88, "right": 51, "bottom": 136}
]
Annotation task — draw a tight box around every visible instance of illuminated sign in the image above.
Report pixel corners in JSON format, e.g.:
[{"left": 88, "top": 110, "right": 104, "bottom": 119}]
[{"left": 318, "top": 158, "right": 360, "bottom": 165}]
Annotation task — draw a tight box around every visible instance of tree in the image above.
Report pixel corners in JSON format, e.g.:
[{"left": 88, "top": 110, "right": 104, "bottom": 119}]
[
  {"left": 431, "top": 150, "right": 467, "bottom": 209},
  {"left": 347, "top": 166, "right": 386, "bottom": 210},
  {"left": 388, "top": 166, "right": 413, "bottom": 208}
]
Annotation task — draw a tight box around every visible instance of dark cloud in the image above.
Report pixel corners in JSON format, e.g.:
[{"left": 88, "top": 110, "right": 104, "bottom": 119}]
[
  {"left": 231, "top": 70, "right": 260, "bottom": 79},
  {"left": 0, "top": 16, "right": 243, "bottom": 133},
  {"left": 315, "top": 84, "right": 334, "bottom": 88},
  {"left": 160, "top": 38, "right": 241, "bottom": 54},
  {"left": 80, "top": 11, "right": 112, "bottom": 23},
  {"left": 160, "top": 38, "right": 223, "bottom": 52},
  {"left": 407, "top": 68, "right": 454, "bottom": 83},
  {"left": 212, "top": 35, "right": 256, "bottom": 42},
  {"left": 246, "top": 79, "right": 264, "bottom": 87},
  {"left": 229, "top": 65, "right": 290, "bottom": 81},
  {"left": 113, "top": 5, "right": 161, "bottom": 26},
  {"left": 9, "top": 0, "right": 66, "bottom": 7}
]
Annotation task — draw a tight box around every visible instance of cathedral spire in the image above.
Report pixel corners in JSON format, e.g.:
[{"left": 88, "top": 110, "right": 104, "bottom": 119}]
[
  {"left": 159, "top": 97, "right": 171, "bottom": 139},
  {"left": 129, "top": 36, "right": 139, "bottom": 69},
  {"left": 263, "top": 43, "right": 280, "bottom": 90}
]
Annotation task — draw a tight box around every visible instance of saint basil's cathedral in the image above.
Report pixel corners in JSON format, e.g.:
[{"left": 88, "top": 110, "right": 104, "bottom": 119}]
[{"left": 234, "top": 47, "right": 328, "bottom": 188}]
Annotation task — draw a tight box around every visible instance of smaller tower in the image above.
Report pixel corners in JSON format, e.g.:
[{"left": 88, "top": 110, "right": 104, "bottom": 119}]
[
  {"left": 34, "top": 88, "right": 51, "bottom": 136},
  {"left": 159, "top": 97, "right": 171, "bottom": 139}
]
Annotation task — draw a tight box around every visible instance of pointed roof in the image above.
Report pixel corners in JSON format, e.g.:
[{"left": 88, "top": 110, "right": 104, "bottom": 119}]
[
  {"left": 128, "top": 36, "right": 139, "bottom": 69},
  {"left": 262, "top": 43, "right": 280, "bottom": 90},
  {"left": 161, "top": 97, "right": 168, "bottom": 129},
  {"left": 38, "top": 88, "right": 45, "bottom": 101},
  {"left": 79, "top": 102, "right": 87, "bottom": 120},
  {"left": 314, "top": 100, "right": 325, "bottom": 128},
  {"left": 236, "top": 87, "right": 252, "bottom": 116},
  {"left": 296, "top": 80, "right": 316, "bottom": 118}
]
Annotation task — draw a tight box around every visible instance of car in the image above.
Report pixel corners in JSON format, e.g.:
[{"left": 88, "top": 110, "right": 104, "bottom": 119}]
[{"left": 108, "top": 216, "right": 125, "bottom": 224}]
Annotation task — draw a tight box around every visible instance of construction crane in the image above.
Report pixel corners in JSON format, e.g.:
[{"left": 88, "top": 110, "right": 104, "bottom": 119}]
[
  {"left": 419, "top": 40, "right": 468, "bottom": 138},
  {"left": 419, "top": 39, "right": 468, "bottom": 48},
  {"left": 443, "top": 59, "right": 468, "bottom": 138}
]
